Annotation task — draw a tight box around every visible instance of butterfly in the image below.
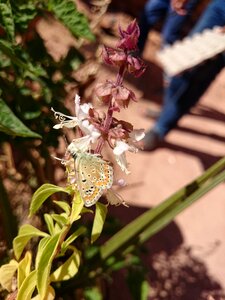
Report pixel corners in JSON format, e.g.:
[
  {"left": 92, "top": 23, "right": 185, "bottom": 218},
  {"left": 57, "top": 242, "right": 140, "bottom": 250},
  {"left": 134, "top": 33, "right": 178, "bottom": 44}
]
[{"left": 74, "top": 152, "right": 113, "bottom": 207}]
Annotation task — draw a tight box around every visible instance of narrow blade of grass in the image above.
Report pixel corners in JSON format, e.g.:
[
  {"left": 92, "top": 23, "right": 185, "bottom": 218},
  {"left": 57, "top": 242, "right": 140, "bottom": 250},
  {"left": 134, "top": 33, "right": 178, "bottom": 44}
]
[{"left": 100, "top": 158, "right": 225, "bottom": 260}]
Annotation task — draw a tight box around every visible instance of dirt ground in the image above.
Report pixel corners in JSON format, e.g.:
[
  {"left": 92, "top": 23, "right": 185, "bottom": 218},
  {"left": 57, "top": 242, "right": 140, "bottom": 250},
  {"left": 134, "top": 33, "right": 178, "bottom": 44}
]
[
  {"left": 1, "top": 8, "right": 225, "bottom": 299},
  {"left": 100, "top": 29, "right": 225, "bottom": 299},
  {"left": 39, "top": 12, "right": 225, "bottom": 298}
]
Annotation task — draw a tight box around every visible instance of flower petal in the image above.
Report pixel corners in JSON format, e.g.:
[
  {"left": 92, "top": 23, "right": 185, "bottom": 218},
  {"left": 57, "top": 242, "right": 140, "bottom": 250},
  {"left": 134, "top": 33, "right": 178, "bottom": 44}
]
[
  {"left": 105, "top": 189, "right": 128, "bottom": 206},
  {"left": 113, "top": 140, "right": 130, "bottom": 156},
  {"left": 129, "top": 129, "right": 145, "bottom": 141},
  {"left": 67, "top": 136, "right": 92, "bottom": 155},
  {"left": 115, "top": 152, "right": 130, "bottom": 174}
]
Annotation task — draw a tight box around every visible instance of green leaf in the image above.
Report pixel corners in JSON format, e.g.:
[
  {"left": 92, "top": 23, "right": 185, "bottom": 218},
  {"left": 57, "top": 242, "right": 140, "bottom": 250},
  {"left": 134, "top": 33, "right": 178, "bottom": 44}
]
[
  {"left": 48, "top": 0, "right": 94, "bottom": 40},
  {"left": 51, "top": 213, "right": 68, "bottom": 227},
  {"left": 127, "top": 269, "right": 150, "bottom": 300},
  {"left": 63, "top": 226, "right": 86, "bottom": 250},
  {"left": 12, "top": 2, "right": 37, "bottom": 32},
  {"left": 35, "top": 237, "right": 51, "bottom": 269},
  {"left": 18, "top": 251, "right": 32, "bottom": 289},
  {"left": 0, "top": 259, "right": 18, "bottom": 292},
  {"left": 50, "top": 247, "right": 81, "bottom": 281},
  {"left": 53, "top": 200, "right": 71, "bottom": 215},
  {"left": 36, "top": 232, "right": 62, "bottom": 300},
  {"left": 0, "top": 40, "right": 47, "bottom": 78},
  {"left": 84, "top": 287, "right": 103, "bottom": 300},
  {"left": 13, "top": 224, "right": 48, "bottom": 260},
  {"left": 0, "top": 0, "right": 15, "bottom": 41},
  {"left": 17, "top": 270, "right": 37, "bottom": 300},
  {"left": 0, "top": 99, "right": 41, "bottom": 138},
  {"left": 70, "top": 193, "right": 84, "bottom": 224},
  {"left": 100, "top": 158, "right": 225, "bottom": 260},
  {"left": 31, "top": 285, "right": 55, "bottom": 300},
  {"left": 29, "top": 183, "right": 71, "bottom": 216},
  {"left": 44, "top": 214, "right": 55, "bottom": 235},
  {"left": 91, "top": 202, "right": 107, "bottom": 244}
]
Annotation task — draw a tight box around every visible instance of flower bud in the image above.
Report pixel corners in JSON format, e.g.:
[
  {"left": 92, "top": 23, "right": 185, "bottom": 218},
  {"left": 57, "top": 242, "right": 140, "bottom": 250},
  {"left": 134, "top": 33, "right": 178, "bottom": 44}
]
[
  {"left": 117, "top": 19, "right": 140, "bottom": 51},
  {"left": 102, "top": 46, "right": 126, "bottom": 67},
  {"left": 127, "top": 55, "right": 146, "bottom": 77},
  {"left": 95, "top": 81, "right": 113, "bottom": 104}
]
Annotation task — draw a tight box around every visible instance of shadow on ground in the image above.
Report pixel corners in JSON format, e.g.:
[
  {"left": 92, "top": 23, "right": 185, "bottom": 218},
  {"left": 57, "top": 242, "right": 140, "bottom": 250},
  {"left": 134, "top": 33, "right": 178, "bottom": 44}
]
[{"left": 104, "top": 205, "right": 225, "bottom": 300}]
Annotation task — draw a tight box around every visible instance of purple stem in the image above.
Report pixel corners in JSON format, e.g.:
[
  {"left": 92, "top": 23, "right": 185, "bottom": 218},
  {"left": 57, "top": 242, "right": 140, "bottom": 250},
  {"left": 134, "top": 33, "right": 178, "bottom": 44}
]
[{"left": 95, "top": 60, "right": 127, "bottom": 154}]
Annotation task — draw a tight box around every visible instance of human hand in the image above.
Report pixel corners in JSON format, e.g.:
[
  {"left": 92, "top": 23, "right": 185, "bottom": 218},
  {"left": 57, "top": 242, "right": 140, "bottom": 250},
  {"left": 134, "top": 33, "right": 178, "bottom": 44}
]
[{"left": 171, "top": 0, "right": 189, "bottom": 15}]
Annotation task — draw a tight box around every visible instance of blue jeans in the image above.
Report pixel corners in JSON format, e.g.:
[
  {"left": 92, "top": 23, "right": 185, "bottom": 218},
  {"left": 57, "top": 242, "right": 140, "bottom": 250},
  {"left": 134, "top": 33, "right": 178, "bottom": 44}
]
[
  {"left": 153, "top": 0, "right": 225, "bottom": 138},
  {"left": 138, "top": 0, "right": 199, "bottom": 52}
]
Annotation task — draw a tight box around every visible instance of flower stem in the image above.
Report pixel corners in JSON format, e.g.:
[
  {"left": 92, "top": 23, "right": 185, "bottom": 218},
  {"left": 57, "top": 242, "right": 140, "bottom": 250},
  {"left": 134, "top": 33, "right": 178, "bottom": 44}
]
[{"left": 116, "top": 60, "right": 126, "bottom": 86}]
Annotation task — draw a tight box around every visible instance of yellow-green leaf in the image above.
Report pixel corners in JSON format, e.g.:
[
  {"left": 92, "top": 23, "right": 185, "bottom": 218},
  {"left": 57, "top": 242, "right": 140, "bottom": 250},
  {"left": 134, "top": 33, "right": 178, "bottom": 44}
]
[
  {"left": 44, "top": 214, "right": 55, "bottom": 235},
  {"left": 29, "top": 184, "right": 71, "bottom": 216},
  {"left": 91, "top": 203, "right": 107, "bottom": 244},
  {"left": 13, "top": 224, "right": 48, "bottom": 260},
  {"left": 51, "top": 213, "right": 68, "bottom": 227},
  {"left": 36, "top": 232, "right": 63, "bottom": 300},
  {"left": 53, "top": 200, "right": 71, "bottom": 215},
  {"left": 18, "top": 251, "right": 32, "bottom": 289},
  {"left": 63, "top": 227, "right": 86, "bottom": 250},
  {"left": 31, "top": 285, "right": 55, "bottom": 300},
  {"left": 0, "top": 259, "right": 18, "bottom": 292},
  {"left": 50, "top": 247, "right": 81, "bottom": 282},
  {"left": 70, "top": 193, "right": 84, "bottom": 224},
  {"left": 17, "top": 270, "right": 37, "bottom": 300},
  {"left": 35, "top": 237, "right": 50, "bottom": 269}
]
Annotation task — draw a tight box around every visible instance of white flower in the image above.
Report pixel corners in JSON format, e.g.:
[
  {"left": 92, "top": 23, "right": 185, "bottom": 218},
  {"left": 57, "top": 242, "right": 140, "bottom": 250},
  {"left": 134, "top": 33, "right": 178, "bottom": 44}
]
[
  {"left": 79, "top": 119, "right": 101, "bottom": 144},
  {"left": 113, "top": 140, "right": 134, "bottom": 174},
  {"left": 75, "top": 94, "right": 92, "bottom": 119},
  {"left": 105, "top": 189, "right": 128, "bottom": 207},
  {"left": 113, "top": 129, "right": 145, "bottom": 174},
  {"left": 129, "top": 129, "right": 145, "bottom": 142},
  {"left": 52, "top": 94, "right": 101, "bottom": 148},
  {"left": 67, "top": 136, "right": 92, "bottom": 155},
  {"left": 51, "top": 109, "right": 78, "bottom": 129}
]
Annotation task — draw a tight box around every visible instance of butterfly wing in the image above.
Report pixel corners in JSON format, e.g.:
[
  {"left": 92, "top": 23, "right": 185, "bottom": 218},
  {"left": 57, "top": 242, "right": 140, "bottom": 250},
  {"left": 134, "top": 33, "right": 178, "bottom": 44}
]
[{"left": 76, "top": 154, "right": 113, "bottom": 207}]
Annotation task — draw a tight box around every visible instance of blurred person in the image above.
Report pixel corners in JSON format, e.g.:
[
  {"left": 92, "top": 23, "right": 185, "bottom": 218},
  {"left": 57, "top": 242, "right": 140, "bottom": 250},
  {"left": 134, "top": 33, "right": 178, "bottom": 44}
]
[
  {"left": 138, "top": 0, "right": 201, "bottom": 120},
  {"left": 138, "top": 0, "right": 200, "bottom": 53},
  {"left": 143, "top": 0, "right": 225, "bottom": 150}
]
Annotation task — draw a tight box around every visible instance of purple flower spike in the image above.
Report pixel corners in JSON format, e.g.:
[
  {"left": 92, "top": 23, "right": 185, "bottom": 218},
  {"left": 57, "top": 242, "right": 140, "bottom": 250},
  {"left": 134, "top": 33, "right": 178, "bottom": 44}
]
[{"left": 117, "top": 19, "right": 140, "bottom": 51}]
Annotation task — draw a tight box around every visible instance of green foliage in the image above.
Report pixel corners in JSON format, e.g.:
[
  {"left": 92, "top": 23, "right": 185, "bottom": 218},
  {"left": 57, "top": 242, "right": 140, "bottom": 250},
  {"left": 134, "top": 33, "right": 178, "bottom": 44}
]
[
  {"left": 17, "top": 251, "right": 32, "bottom": 289},
  {"left": 29, "top": 183, "right": 71, "bottom": 216},
  {"left": 127, "top": 267, "right": 150, "bottom": 300},
  {"left": 0, "top": 0, "right": 15, "bottom": 42},
  {"left": 47, "top": 0, "right": 95, "bottom": 41},
  {"left": 0, "top": 98, "right": 41, "bottom": 138},
  {"left": 17, "top": 270, "right": 37, "bottom": 300},
  {"left": 91, "top": 202, "right": 108, "bottom": 243},
  {"left": 0, "top": 259, "right": 18, "bottom": 292},
  {"left": 84, "top": 287, "right": 103, "bottom": 300},
  {"left": 50, "top": 246, "right": 81, "bottom": 282},
  {"left": 13, "top": 224, "right": 49, "bottom": 260},
  {"left": 36, "top": 232, "right": 62, "bottom": 298},
  {"left": 0, "top": 0, "right": 95, "bottom": 263},
  {"left": 100, "top": 157, "right": 225, "bottom": 260},
  {"left": 0, "top": 0, "right": 94, "bottom": 192},
  {"left": 1, "top": 4, "right": 225, "bottom": 299},
  {"left": 1, "top": 157, "right": 225, "bottom": 299}
]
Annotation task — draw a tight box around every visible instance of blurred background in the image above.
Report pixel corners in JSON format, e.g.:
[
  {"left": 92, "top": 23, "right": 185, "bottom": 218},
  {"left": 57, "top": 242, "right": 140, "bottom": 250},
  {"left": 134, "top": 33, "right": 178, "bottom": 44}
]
[{"left": 0, "top": 0, "right": 225, "bottom": 299}]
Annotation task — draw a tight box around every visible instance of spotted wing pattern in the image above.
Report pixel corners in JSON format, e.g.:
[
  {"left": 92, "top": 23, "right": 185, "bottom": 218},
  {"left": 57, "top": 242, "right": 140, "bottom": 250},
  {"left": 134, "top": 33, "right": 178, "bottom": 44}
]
[{"left": 76, "top": 153, "right": 113, "bottom": 207}]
